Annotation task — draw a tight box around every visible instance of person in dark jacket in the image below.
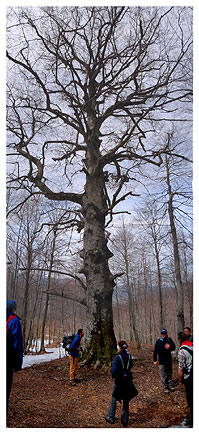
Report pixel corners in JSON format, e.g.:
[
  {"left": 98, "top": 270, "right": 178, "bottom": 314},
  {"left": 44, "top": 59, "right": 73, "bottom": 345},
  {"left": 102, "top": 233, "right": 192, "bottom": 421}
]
[
  {"left": 6, "top": 299, "right": 23, "bottom": 413},
  {"left": 105, "top": 341, "right": 136, "bottom": 427},
  {"left": 153, "top": 328, "right": 176, "bottom": 394},
  {"left": 69, "top": 328, "right": 84, "bottom": 386}
]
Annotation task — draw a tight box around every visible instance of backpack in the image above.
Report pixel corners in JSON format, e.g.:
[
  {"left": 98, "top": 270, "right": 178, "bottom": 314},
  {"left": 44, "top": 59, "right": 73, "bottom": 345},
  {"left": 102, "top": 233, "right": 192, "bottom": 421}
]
[
  {"left": 118, "top": 354, "right": 132, "bottom": 379},
  {"left": 62, "top": 335, "right": 75, "bottom": 353},
  {"left": 180, "top": 345, "right": 193, "bottom": 380}
]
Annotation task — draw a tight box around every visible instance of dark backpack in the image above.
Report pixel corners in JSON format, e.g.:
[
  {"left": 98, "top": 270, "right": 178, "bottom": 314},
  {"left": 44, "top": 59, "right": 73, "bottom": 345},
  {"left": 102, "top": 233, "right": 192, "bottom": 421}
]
[
  {"left": 62, "top": 335, "right": 75, "bottom": 353},
  {"left": 118, "top": 354, "right": 132, "bottom": 379}
]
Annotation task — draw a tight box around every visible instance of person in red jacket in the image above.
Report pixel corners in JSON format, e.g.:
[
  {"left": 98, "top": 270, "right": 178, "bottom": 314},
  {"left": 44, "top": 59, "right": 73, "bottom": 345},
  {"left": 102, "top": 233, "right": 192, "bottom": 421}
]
[
  {"left": 6, "top": 300, "right": 23, "bottom": 413},
  {"left": 178, "top": 332, "right": 193, "bottom": 427}
]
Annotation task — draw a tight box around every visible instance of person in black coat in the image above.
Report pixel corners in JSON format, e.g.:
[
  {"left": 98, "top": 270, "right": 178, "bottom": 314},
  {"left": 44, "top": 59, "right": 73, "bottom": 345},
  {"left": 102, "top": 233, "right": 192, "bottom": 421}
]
[
  {"left": 153, "top": 328, "right": 176, "bottom": 393},
  {"left": 105, "top": 340, "right": 137, "bottom": 427}
]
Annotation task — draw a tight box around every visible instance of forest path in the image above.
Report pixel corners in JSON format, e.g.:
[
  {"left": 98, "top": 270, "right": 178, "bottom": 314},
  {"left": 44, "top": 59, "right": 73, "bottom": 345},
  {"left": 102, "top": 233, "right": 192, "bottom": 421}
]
[{"left": 7, "top": 344, "right": 189, "bottom": 428}]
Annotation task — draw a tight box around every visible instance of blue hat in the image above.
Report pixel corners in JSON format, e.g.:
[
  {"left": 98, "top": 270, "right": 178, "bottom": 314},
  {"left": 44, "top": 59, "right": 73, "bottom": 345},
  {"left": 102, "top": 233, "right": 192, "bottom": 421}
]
[
  {"left": 7, "top": 299, "right": 17, "bottom": 315},
  {"left": 161, "top": 328, "right": 167, "bottom": 334}
]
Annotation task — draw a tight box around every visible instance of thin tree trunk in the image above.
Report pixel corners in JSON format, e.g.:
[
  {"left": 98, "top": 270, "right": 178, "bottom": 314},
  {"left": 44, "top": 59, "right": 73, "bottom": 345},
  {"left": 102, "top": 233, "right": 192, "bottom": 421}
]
[
  {"left": 153, "top": 235, "right": 164, "bottom": 329},
  {"left": 40, "top": 230, "right": 57, "bottom": 352},
  {"left": 22, "top": 241, "right": 33, "bottom": 353},
  {"left": 142, "top": 255, "right": 148, "bottom": 344},
  {"left": 149, "top": 279, "right": 157, "bottom": 342},
  {"left": 115, "top": 283, "right": 122, "bottom": 341},
  {"left": 26, "top": 267, "right": 44, "bottom": 351},
  {"left": 166, "top": 154, "right": 184, "bottom": 333},
  {"left": 182, "top": 235, "right": 193, "bottom": 330},
  {"left": 131, "top": 272, "right": 141, "bottom": 348}
]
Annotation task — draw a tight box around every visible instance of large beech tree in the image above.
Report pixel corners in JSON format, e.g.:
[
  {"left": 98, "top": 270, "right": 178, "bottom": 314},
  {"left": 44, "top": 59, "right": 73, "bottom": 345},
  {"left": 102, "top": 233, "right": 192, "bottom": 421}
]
[{"left": 6, "top": 6, "right": 192, "bottom": 365}]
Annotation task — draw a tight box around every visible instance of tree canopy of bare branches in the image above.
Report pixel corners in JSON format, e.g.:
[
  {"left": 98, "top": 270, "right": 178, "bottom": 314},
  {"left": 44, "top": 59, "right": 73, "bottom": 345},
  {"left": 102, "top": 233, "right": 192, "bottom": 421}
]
[{"left": 7, "top": 6, "right": 192, "bottom": 364}]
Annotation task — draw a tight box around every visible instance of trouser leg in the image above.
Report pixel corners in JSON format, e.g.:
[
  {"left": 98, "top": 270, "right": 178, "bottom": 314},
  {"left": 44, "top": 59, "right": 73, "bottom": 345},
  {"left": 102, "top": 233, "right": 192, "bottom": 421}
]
[
  {"left": 74, "top": 357, "right": 78, "bottom": 379},
  {"left": 7, "top": 365, "right": 13, "bottom": 414},
  {"left": 185, "top": 377, "right": 193, "bottom": 421},
  {"left": 108, "top": 385, "right": 117, "bottom": 419},
  {"left": 167, "top": 364, "right": 173, "bottom": 388},
  {"left": 69, "top": 356, "right": 78, "bottom": 381},
  {"left": 121, "top": 400, "right": 129, "bottom": 425},
  {"left": 159, "top": 365, "right": 167, "bottom": 390},
  {"left": 108, "top": 396, "right": 117, "bottom": 419}
]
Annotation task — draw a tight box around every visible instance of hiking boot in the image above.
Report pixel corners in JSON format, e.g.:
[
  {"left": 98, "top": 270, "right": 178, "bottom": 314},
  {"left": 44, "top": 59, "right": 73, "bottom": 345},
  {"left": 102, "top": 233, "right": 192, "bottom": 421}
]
[
  {"left": 169, "top": 386, "right": 175, "bottom": 391},
  {"left": 105, "top": 416, "right": 115, "bottom": 424},
  {"left": 70, "top": 381, "right": 76, "bottom": 386},
  {"left": 121, "top": 418, "right": 128, "bottom": 427},
  {"left": 163, "top": 388, "right": 170, "bottom": 394},
  {"left": 184, "top": 418, "right": 193, "bottom": 427}
]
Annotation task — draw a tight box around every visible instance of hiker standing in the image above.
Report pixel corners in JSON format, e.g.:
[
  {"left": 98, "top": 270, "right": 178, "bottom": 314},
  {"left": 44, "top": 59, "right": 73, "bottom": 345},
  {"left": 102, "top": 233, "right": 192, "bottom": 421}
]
[
  {"left": 153, "top": 328, "right": 176, "bottom": 394},
  {"left": 69, "top": 328, "right": 84, "bottom": 386},
  {"left": 6, "top": 300, "right": 23, "bottom": 413},
  {"left": 178, "top": 332, "right": 193, "bottom": 427},
  {"left": 184, "top": 327, "right": 193, "bottom": 343},
  {"left": 105, "top": 341, "right": 137, "bottom": 427}
]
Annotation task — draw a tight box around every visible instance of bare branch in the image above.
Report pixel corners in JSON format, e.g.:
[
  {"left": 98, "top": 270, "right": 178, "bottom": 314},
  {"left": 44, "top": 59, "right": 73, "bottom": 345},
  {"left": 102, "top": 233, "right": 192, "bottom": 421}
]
[
  {"left": 19, "top": 267, "right": 87, "bottom": 292},
  {"left": 43, "top": 291, "right": 86, "bottom": 307}
]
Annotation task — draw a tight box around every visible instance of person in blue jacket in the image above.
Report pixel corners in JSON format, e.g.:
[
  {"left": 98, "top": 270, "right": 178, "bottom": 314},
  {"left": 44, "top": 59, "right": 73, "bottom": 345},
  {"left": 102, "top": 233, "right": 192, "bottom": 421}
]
[
  {"left": 69, "top": 328, "right": 84, "bottom": 386},
  {"left": 153, "top": 328, "right": 176, "bottom": 393},
  {"left": 105, "top": 341, "right": 136, "bottom": 427},
  {"left": 6, "top": 299, "right": 23, "bottom": 412}
]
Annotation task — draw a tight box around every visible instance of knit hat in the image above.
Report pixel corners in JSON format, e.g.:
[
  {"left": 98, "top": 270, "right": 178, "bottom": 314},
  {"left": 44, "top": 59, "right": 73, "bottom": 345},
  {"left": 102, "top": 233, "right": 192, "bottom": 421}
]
[{"left": 7, "top": 299, "right": 17, "bottom": 316}]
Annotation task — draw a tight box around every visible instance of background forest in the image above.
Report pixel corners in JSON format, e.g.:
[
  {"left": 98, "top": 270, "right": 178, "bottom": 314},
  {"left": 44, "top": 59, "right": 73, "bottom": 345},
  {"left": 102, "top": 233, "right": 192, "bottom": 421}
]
[
  {"left": 6, "top": 6, "right": 193, "bottom": 358},
  {"left": 7, "top": 165, "right": 193, "bottom": 354}
]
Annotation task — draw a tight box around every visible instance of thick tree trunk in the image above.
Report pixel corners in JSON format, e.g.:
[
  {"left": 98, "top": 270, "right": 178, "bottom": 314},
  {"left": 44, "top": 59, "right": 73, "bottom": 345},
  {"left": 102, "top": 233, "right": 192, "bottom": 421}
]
[
  {"left": 80, "top": 201, "right": 117, "bottom": 364},
  {"left": 80, "top": 139, "right": 117, "bottom": 365}
]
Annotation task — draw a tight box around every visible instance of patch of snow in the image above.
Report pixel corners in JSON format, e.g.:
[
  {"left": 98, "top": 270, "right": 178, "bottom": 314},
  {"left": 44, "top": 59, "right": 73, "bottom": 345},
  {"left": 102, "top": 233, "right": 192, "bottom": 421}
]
[
  {"left": 28, "top": 338, "right": 54, "bottom": 352},
  {"left": 22, "top": 346, "right": 67, "bottom": 368}
]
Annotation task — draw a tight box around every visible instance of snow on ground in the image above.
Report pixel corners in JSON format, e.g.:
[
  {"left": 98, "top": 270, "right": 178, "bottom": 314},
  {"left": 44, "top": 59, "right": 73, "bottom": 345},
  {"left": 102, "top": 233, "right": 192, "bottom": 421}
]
[{"left": 22, "top": 346, "right": 67, "bottom": 368}]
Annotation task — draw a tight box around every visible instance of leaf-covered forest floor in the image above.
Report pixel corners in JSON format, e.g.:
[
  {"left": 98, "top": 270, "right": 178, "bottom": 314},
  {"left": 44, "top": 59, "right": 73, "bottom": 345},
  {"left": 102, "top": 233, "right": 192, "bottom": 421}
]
[{"left": 7, "top": 343, "right": 190, "bottom": 428}]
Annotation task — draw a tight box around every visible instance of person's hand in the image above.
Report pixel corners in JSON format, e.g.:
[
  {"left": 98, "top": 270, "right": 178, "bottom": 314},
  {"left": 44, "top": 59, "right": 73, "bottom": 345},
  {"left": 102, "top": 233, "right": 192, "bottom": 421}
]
[
  {"left": 153, "top": 361, "right": 158, "bottom": 365},
  {"left": 165, "top": 343, "right": 170, "bottom": 349}
]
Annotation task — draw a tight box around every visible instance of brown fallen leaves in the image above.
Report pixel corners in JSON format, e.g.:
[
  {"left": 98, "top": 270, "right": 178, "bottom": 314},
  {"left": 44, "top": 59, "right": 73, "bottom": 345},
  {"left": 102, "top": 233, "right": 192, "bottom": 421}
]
[{"left": 7, "top": 344, "right": 189, "bottom": 428}]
